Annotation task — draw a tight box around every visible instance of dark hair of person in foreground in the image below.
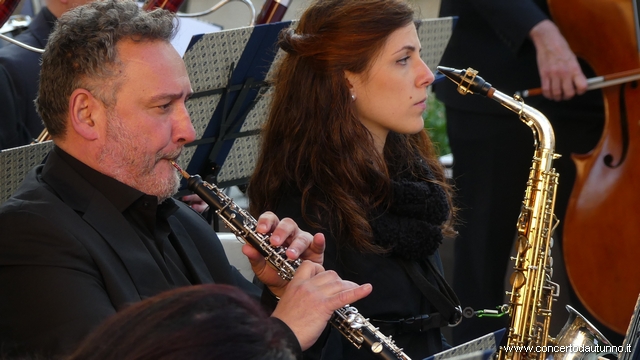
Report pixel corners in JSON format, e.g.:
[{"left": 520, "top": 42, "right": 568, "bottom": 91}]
[{"left": 67, "top": 284, "right": 298, "bottom": 360}]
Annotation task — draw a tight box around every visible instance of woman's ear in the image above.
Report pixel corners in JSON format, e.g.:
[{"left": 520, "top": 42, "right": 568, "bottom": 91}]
[
  {"left": 344, "top": 70, "right": 356, "bottom": 90},
  {"left": 344, "top": 70, "right": 360, "bottom": 101},
  {"left": 68, "top": 88, "right": 101, "bottom": 141}
]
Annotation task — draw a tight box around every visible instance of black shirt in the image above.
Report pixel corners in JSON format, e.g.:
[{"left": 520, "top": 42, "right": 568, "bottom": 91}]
[{"left": 55, "top": 146, "right": 197, "bottom": 287}]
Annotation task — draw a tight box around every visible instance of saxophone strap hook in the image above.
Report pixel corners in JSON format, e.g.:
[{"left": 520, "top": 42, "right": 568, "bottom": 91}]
[{"left": 462, "top": 306, "right": 509, "bottom": 319}]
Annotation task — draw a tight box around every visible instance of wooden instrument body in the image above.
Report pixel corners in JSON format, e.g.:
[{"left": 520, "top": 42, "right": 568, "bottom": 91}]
[
  {"left": 255, "top": 0, "right": 289, "bottom": 24},
  {"left": 0, "top": 0, "right": 21, "bottom": 28},
  {"left": 142, "top": 0, "right": 185, "bottom": 12},
  {"left": 548, "top": 0, "right": 640, "bottom": 335}
]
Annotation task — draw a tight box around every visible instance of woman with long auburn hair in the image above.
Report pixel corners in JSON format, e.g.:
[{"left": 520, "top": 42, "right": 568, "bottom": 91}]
[{"left": 249, "top": 0, "right": 459, "bottom": 358}]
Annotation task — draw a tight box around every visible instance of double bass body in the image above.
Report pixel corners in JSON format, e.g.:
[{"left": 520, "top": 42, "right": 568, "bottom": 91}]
[{"left": 548, "top": 0, "right": 640, "bottom": 335}]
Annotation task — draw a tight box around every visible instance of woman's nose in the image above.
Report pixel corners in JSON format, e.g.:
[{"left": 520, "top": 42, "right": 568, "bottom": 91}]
[{"left": 417, "top": 60, "right": 435, "bottom": 88}]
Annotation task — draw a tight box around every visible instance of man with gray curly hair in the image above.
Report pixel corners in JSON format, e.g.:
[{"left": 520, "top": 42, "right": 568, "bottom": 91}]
[{"left": 0, "top": 0, "right": 372, "bottom": 357}]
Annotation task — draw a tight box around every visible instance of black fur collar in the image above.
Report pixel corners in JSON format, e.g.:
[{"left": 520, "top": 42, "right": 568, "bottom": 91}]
[{"left": 370, "top": 162, "right": 449, "bottom": 260}]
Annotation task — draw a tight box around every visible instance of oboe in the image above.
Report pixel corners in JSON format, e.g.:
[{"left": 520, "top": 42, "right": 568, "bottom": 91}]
[{"left": 170, "top": 161, "right": 411, "bottom": 360}]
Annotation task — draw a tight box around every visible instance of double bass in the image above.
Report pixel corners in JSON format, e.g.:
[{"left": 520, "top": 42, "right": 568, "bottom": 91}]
[{"left": 548, "top": 0, "right": 640, "bottom": 335}]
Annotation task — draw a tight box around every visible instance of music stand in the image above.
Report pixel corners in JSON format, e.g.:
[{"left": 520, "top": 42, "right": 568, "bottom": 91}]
[
  {"left": 177, "top": 16, "right": 457, "bottom": 191},
  {"left": 0, "top": 141, "right": 53, "bottom": 204},
  {"left": 423, "top": 328, "right": 505, "bottom": 360},
  {"left": 177, "top": 20, "right": 291, "bottom": 191}
]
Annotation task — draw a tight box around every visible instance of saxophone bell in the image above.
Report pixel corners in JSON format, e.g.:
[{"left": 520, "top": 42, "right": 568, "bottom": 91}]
[{"left": 554, "top": 305, "right": 615, "bottom": 360}]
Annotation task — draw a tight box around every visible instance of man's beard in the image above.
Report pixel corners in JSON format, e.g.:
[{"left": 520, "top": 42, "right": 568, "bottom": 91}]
[{"left": 98, "top": 114, "right": 181, "bottom": 202}]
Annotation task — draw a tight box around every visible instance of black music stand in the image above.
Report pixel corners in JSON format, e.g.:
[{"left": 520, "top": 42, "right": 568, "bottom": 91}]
[
  {"left": 176, "top": 20, "right": 292, "bottom": 191},
  {"left": 176, "top": 16, "right": 458, "bottom": 192}
]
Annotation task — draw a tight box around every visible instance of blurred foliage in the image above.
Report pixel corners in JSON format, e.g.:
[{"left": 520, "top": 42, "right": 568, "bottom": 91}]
[{"left": 424, "top": 95, "right": 450, "bottom": 156}]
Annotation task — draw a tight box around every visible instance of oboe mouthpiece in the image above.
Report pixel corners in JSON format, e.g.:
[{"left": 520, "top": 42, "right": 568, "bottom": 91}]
[{"left": 169, "top": 160, "right": 190, "bottom": 179}]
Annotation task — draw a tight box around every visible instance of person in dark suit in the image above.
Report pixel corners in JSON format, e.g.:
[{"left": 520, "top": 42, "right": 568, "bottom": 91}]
[
  {"left": 0, "top": 0, "right": 93, "bottom": 149},
  {"left": 0, "top": 0, "right": 372, "bottom": 358},
  {"left": 249, "top": 0, "right": 460, "bottom": 358},
  {"left": 433, "top": 0, "right": 618, "bottom": 346}
]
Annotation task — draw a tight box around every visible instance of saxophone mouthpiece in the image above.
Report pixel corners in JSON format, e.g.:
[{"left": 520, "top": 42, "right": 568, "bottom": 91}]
[
  {"left": 169, "top": 160, "right": 191, "bottom": 179},
  {"left": 436, "top": 66, "right": 494, "bottom": 97}
]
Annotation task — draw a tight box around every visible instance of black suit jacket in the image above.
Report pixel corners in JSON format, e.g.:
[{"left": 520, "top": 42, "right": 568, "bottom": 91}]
[
  {"left": 434, "top": 0, "right": 550, "bottom": 114},
  {"left": 0, "top": 150, "right": 259, "bottom": 357},
  {"left": 0, "top": 7, "right": 53, "bottom": 149}
]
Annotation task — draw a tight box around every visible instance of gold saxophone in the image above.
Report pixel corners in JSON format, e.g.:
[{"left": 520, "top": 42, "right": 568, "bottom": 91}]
[{"left": 437, "top": 67, "right": 615, "bottom": 360}]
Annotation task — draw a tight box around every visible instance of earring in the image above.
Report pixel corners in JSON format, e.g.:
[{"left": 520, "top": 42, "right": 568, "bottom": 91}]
[{"left": 351, "top": 94, "right": 356, "bottom": 101}]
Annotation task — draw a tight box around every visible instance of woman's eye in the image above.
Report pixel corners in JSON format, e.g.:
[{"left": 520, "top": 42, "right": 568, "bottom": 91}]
[{"left": 397, "top": 56, "right": 410, "bottom": 65}]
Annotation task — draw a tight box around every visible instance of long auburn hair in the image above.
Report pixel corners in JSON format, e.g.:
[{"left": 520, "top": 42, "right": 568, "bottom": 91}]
[{"left": 249, "top": 0, "right": 456, "bottom": 253}]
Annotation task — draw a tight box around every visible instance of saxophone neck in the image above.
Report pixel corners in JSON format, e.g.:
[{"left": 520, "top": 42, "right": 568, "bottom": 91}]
[
  {"left": 490, "top": 90, "right": 556, "bottom": 156},
  {"left": 437, "top": 66, "right": 557, "bottom": 159}
]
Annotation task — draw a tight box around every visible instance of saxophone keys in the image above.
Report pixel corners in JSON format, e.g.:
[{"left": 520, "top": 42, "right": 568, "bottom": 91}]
[
  {"left": 517, "top": 234, "right": 530, "bottom": 254},
  {"left": 510, "top": 271, "right": 526, "bottom": 289}
]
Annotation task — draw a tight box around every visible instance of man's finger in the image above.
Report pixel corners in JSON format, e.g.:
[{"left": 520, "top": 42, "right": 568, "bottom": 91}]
[
  {"left": 288, "top": 260, "right": 324, "bottom": 283},
  {"left": 573, "top": 73, "right": 588, "bottom": 95},
  {"left": 255, "top": 211, "right": 279, "bottom": 234},
  {"left": 268, "top": 217, "right": 297, "bottom": 247},
  {"left": 328, "top": 283, "right": 373, "bottom": 310},
  {"left": 282, "top": 232, "right": 312, "bottom": 260},
  {"left": 241, "top": 243, "right": 266, "bottom": 268},
  {"left": 294, "top": 232, "right": 325, "bottom": 261}
]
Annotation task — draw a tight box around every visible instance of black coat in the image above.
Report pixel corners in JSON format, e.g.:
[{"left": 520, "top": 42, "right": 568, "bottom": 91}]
[
  {"left": 0, "top": 150, "right": 260, "bottom": 357},
  {"left": 274, "top": 191, "right": 450, "bottom": 360},
  {"left": 434, "top": 0, "right": 549, "bottom": 114},
  {"left": 0, "top": 7, "right": 53, "bottom": 149}
]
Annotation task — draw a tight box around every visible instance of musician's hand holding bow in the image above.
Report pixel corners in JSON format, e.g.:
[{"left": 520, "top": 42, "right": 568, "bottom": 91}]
[{"left": 530, "top": 19, "right": 588, "bottom": 101}]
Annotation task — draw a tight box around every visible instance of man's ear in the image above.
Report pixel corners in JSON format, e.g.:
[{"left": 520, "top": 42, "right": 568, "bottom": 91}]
[{"left": 68, "top": 88, "right": 102, "bottom": 141}]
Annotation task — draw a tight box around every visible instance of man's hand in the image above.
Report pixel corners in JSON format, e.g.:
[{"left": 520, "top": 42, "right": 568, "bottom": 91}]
[
  {"left": 241, "top": 211, "right": 325, "bottom": 296},
  {"left": 530, "top": 19, "right": 587, "bottom": 101},
  {"left": 271, "top": 261, "right": 373, "bottom": 350},
  {"left": 181, "top": 194, "right": 209, "bottom": 213}
]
